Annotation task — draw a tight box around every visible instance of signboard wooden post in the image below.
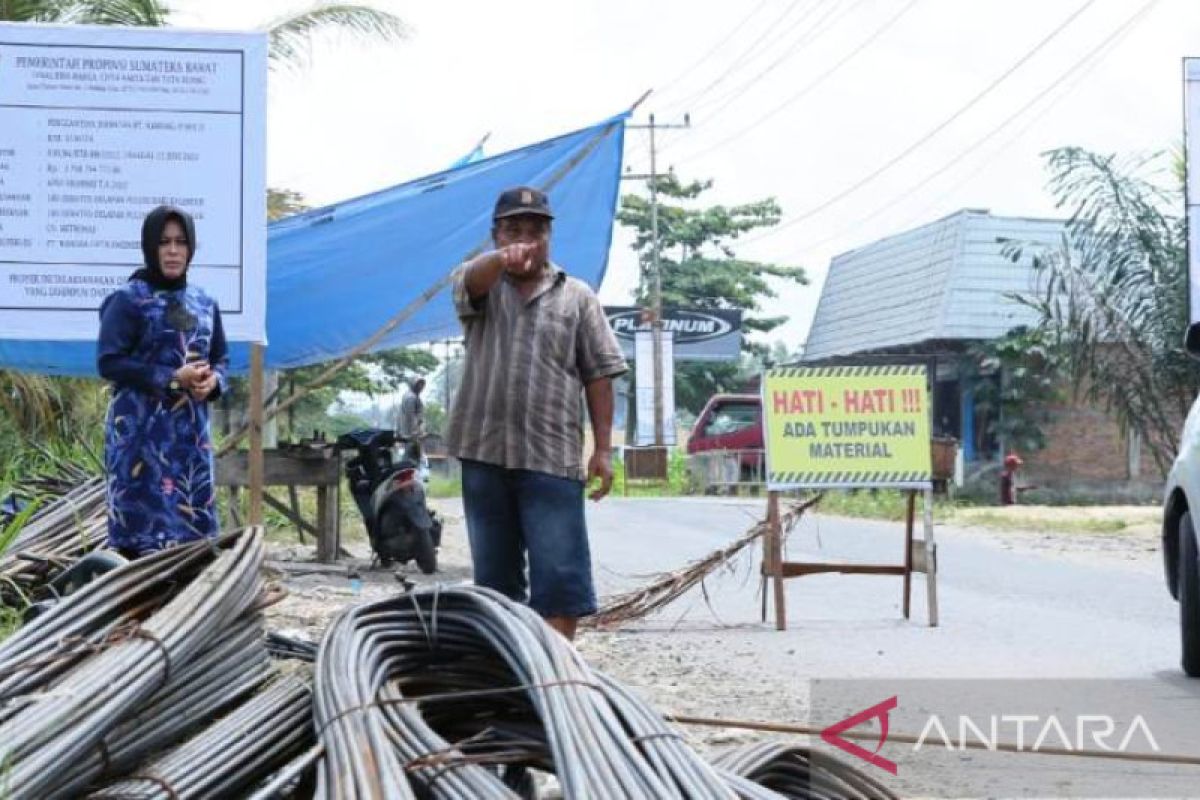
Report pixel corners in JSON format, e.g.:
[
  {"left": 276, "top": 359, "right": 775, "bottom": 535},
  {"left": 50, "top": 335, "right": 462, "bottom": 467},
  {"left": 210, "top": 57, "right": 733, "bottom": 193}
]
[{"left": 760, "top": 364, "right": 939, "bottom": 628}]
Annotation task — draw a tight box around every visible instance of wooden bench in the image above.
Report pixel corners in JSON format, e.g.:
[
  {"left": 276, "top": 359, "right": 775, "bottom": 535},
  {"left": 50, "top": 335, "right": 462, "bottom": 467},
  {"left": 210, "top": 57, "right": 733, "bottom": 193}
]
[{"left": 216, "top": 448, "right": 341, "bottom": 563}]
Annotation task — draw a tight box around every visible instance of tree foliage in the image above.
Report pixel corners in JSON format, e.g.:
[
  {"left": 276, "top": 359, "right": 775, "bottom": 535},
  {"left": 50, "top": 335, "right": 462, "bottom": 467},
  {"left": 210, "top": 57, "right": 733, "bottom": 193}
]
[
  {"left": 2, "top": 2, "right": 409, "bottom": 69},
  {"left": 268, "top": 188, "right": 309, "bottom": 221},
  {"left": 219, "top": 348, "right": 439, "bottom": 442},
  {"left": 617, "top": 174, "right": 806, "bottom": 414},
  {"left": 262, "top": 3, "right": 409, "bottom": 70},
  {"left": 1010, "top": 147, "right": 1198, "bottom": 473},
  {"left": 0, "top": 0, "right": 167, "bottom": 25},
  {"left": 965, "top": 326, "right": 1064, "bottom": 456}
]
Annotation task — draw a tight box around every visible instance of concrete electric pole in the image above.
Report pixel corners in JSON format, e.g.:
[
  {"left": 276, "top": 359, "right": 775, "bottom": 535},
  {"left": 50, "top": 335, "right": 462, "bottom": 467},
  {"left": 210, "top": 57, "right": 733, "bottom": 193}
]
[{"left": 624, "top": 111, "right": 690, "bottom": 446}]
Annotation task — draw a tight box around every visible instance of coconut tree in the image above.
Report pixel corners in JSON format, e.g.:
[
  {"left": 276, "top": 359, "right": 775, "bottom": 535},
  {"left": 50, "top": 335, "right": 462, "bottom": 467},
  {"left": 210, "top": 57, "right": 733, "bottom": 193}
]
[
  {"left": 0, "top": 2, "right": 410, "bottom": 68},
  {"left": 1010, "top": 147, "right": 1198, "bottom": 474},
  {"left": 263, "top": 3, "right": 409, "bottom": 70},
  {"left": 0, "top": 0, "right": 167, "bottom": 25}
]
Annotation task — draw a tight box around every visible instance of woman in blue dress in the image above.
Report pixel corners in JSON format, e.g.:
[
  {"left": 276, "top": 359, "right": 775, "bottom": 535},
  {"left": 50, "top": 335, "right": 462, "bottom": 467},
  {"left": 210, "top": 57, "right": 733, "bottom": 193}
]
[{"left": 97, "top": 206, "right": 228, "bottom": 557}]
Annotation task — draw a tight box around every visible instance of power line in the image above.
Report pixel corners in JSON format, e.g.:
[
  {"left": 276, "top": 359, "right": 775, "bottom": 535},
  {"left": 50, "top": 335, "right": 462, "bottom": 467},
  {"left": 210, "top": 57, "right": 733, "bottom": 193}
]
[
  {"left": 625, "top": 0, "right": 779, "bottom": 164},
  {"left": 679, "top": 0, "right": 849, "bottom": 121},
  {"left": 648, "top": 0, "right": 772, "bottom": 102},
  {"left": 883, "top": 1, "right": 1159, "bottom": 238},
  {"left": 631, "top": 0, "right": 836, "bottom": 164},
  {"left": 735, "top": 0, "right": 1100, "bottom": 248},
  {"left": 656, "top": 0, "right": 817, "bottom": 117},
  {"left": 670, "top": 0, "right": 918, "bottom": 163},
  {"left": 766, "top": 0, "right": 1160, "bottom": 256}
]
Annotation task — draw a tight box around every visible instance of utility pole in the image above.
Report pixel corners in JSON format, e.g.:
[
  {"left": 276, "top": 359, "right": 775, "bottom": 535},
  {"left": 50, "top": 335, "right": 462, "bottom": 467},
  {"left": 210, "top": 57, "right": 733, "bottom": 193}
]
[
  {"left": 624, "top": 111, "right": 690, "bottom": 446},
  {"left": 441, "top": 338, "right": 458, "bottom": 412}
]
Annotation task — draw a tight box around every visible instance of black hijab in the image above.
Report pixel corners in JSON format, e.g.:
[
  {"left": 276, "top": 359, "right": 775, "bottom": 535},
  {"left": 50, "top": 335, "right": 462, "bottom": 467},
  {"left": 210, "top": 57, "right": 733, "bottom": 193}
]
[{"left": 131, "top": 205, "right": 196, "bottom": 291}]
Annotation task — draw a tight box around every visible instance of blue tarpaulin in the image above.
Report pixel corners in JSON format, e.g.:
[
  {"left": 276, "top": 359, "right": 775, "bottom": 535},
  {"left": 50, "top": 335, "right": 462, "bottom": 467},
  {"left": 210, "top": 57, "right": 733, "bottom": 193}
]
[{"left": 0, "top": 114, "right": 626, "bottom": 375}]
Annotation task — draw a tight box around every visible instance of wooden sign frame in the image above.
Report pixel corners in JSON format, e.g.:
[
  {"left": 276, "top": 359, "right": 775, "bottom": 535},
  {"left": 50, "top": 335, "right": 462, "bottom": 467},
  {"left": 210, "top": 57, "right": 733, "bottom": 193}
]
[{"left": 761, "top": 488, "right": 938, "bottom": 628}]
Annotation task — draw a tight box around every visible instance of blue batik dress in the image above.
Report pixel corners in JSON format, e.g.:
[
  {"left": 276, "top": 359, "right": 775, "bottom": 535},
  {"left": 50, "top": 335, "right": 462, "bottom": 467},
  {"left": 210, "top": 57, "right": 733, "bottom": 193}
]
[{"left": 98, "top": 279, "right": 228, "bottom": 554}]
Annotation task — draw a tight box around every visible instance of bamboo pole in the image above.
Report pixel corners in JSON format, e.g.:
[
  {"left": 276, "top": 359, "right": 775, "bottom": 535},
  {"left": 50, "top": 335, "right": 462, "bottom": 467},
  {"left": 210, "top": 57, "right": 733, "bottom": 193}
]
[
  {"left": 248, "top": 343, "right": 264, "bottom": 526},
  {"left": 668, "top": 714, "right": 1200, "bottom": 767}
]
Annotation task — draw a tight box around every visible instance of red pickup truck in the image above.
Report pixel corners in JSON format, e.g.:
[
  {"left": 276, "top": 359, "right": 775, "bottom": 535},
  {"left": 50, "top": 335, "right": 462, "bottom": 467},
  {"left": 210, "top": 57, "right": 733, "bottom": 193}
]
[{"left": 686, "top": 394, "right": 764, "bottom": 479}]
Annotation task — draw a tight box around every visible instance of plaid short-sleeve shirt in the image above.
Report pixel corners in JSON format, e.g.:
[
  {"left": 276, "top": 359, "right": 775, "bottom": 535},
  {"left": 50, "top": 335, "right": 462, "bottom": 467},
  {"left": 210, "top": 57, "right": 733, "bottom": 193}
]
[{"left": 446, "top": 262, "right": 627, "bottom": 481}]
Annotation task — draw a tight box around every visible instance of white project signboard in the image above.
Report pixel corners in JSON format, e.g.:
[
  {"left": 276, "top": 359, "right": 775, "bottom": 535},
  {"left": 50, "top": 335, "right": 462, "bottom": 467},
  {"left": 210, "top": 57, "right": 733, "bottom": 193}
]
[
  {"left": 0, "top": 23, "right": 266, "bottom": 342},
  {"left": 1187, "top": 58, "right": 1200, "bottom": 324}
]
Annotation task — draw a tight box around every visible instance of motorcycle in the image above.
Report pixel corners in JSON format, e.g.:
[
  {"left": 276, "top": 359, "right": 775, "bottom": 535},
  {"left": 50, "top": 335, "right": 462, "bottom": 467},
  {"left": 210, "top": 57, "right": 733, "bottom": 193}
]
[{"left": 337, "top": 428, "right": 441, "bottom": 574}]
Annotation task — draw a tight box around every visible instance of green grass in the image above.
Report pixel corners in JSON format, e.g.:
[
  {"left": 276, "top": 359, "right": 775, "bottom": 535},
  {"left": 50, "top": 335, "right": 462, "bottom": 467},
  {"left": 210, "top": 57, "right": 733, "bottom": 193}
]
[
  {"left": 421, "top": 451, "right": 694, "bottom": 499},
  {"left": 427, "top": 476, "right": 462, "bottom": 499},
  {"left": 0, "top": 606, "right": 21, "bottom": 645},
  {"left": 612, "top": 450, "right": 692, "bottom": 497},
  {"left": 0, "top": 499, "right": 41, "bottom": 567},
  {"left": 958, "top": 511, "right": 1131, "bottom": 534},
  {"left": 812, "top": 490, "right": 1157, "bottom": 536},
  {"left": 810, "top": 489, "right": 955, "bottom": 523}
]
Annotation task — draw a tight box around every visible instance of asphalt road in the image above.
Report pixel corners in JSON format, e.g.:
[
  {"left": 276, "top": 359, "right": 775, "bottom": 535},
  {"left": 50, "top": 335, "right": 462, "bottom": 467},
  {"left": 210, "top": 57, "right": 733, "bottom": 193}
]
[
  {"left": 578, "top": 497, "right": 1200, "bottom": 799},
  {"left": 584, "top": 497, "right": 1175, "bottom": 676}
]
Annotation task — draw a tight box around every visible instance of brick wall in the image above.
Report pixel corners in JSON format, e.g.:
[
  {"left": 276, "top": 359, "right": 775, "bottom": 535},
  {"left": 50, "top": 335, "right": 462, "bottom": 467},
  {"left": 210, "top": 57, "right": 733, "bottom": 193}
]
[{"left": 1025, "top": 398, "right": 1133, "bottom": 483}]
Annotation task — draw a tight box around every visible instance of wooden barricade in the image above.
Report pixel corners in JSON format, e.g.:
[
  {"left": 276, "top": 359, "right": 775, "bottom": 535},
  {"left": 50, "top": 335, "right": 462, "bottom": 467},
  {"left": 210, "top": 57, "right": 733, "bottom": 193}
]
[{"left": 760, "top": 487, "right": 939, "bottom": 629}]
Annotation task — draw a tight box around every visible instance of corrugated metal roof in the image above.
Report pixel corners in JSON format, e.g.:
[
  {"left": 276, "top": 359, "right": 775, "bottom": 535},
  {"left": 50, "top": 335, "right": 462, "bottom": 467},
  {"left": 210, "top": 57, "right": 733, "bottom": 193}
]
[{"left": 803, "top": 210, "right": 1064, "bottom": 360}]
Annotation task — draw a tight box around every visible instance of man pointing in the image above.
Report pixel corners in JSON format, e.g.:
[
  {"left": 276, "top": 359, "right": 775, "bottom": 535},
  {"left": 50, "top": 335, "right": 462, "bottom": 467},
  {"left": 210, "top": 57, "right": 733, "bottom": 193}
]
[{"left": 447, "top": 186, "right": 627, "bottom": 640}]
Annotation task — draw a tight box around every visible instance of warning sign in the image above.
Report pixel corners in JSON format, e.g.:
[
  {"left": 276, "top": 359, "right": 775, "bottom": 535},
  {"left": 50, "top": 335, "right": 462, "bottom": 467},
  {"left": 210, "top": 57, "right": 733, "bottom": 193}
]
[{"left": 762, "top": 365, "right": 932, "bottom": 489}]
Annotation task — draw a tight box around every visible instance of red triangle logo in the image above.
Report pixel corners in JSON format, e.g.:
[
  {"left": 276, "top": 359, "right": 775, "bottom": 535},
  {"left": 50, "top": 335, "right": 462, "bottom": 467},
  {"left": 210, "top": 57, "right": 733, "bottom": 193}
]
[{"left": 820, "top": 695, "right": 899, "bottom": 775}]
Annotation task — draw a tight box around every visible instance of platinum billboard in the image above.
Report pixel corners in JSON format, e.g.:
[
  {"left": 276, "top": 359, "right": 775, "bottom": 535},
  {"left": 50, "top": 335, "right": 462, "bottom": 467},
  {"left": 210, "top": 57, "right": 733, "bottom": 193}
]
[{"left": 605, "top": 306, "right": 742, "bottom": 362}]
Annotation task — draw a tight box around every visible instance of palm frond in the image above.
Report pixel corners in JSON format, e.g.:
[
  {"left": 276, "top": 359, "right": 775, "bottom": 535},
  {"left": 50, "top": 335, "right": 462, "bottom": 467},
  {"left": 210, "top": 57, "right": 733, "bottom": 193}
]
[
  {"left": 13, "top": 0, "right": 169, "bottom": 24},
  {"left": 1012, "top": 147, "right": 1195, "bottom": 473},
  {"left": 263, "top": 3, "right": 410, "bottom": 70},
  {"left": 0, "top": 0, "right": 48, "bottom": 21},
  {"left": 0, "top": 371, "right": 59, "bottom": 434},
  {"left": 79, "top": 0, "right": 169, "bottom": 26}
]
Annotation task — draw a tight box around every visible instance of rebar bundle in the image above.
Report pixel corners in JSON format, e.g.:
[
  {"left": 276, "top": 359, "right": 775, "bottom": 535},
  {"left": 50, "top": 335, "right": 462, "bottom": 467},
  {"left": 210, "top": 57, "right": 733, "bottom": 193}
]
[
  {"left": 712, "top": 742, "right": 900, "bottom": 800},
  {"left": 314, "top": 585, "right": 754, "bottom": 799},
  {"left": 90, "top": 674, "right": 314, "bottom": 799},
  {"left": 267, "top": 631, "right": 320, "bottom": 663},
  {"left": 0, "top": 529, "right": 267, "bottom": 798},
  {"left": 0, "top": 529, "right": 242, "bottom": 705},
  {"left": 48, "top": 615, "right": 274, "bottom": 799},
  {"left": 0, "top": 505, "right": 901, "bottom": 800},
  {"left": 0, "top": 476, "right": 107, "bottom": 604}
]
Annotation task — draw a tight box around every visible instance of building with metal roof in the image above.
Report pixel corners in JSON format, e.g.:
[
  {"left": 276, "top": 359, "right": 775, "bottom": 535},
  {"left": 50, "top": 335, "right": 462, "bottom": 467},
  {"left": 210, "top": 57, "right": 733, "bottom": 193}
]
[
  {"left": 804, "top": 209, "right": 1063, "bottom": 362},
  {"left": 800, "top": 210, "right": 1149, "bottom": 490}
]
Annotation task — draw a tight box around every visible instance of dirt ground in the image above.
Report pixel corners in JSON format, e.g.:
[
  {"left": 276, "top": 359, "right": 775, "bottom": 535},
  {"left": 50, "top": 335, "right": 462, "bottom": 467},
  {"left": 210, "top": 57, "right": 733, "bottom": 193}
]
[{"left": 949, "top": 504, "right": 1162, "bottom": 574}]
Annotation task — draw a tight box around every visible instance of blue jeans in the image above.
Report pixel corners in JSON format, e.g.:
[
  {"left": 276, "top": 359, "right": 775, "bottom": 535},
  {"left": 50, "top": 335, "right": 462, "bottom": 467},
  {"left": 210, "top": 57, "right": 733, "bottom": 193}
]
[{"left": 460, "top": 460, "right": 597, "bottom": 618}]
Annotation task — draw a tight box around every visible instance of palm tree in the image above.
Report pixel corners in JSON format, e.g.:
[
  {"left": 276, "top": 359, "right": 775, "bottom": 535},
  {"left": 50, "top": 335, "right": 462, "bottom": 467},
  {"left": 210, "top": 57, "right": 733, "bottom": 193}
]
[
  {"left": 262, "top": 3, "right": 409, "bottom": 70},
  {"left": 0, "top": 0, "right": 168, "bottom": 25},
  {"left": 0, "top": 2, "right": 410, "bottom": 69},
  {"left": 1012, "top": 147, "right": 1197, "bottom": 474}
]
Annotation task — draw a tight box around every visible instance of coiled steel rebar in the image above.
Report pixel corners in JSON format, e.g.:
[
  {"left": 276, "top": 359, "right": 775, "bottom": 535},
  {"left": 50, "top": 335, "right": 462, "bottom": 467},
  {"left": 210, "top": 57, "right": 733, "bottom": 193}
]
[{"left": 312, "top": 585, "right": 884, "bottom": 800}]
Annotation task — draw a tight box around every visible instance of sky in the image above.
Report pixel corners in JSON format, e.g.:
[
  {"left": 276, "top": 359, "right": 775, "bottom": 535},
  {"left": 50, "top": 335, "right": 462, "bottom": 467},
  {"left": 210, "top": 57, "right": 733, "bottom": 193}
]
[{"left": 169, "top": 0, "right": 1200, "bottom": 354}]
